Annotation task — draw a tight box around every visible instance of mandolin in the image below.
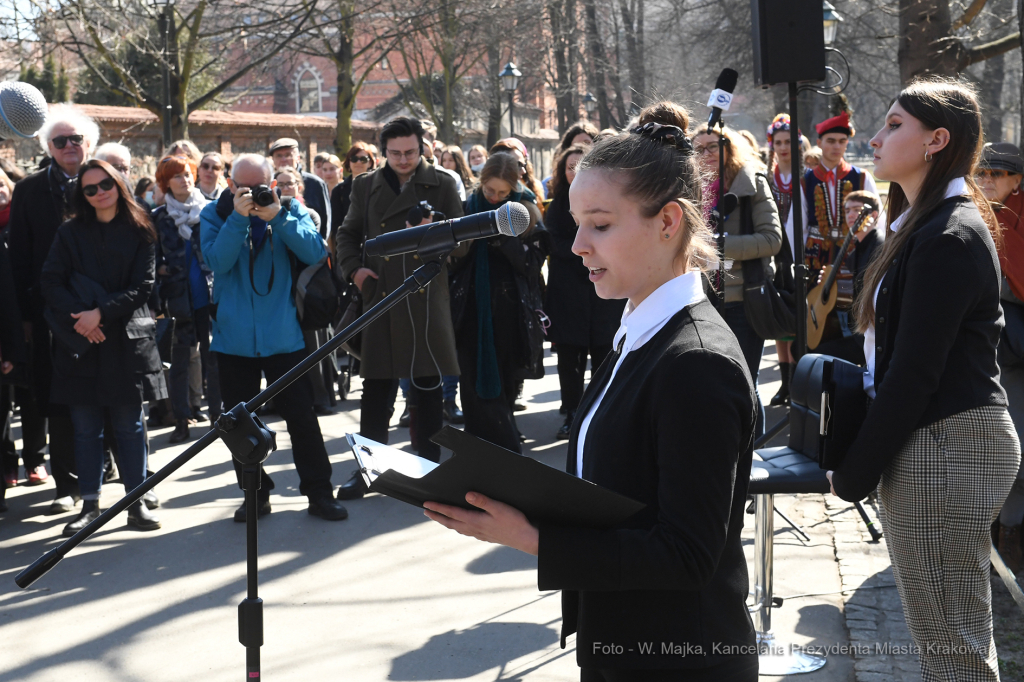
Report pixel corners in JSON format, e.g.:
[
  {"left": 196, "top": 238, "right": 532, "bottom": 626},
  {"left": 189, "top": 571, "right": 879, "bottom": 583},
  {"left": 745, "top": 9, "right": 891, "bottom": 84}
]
[{"left": 806, "top": 205, "right": 875, "bottom": 350}]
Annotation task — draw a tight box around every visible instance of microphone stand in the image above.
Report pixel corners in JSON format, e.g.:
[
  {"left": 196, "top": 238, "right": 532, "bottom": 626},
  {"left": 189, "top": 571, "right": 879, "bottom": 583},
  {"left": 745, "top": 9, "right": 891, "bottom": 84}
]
[
  {"left": 16, "top": 238, "right": 457, "bottom": 681},
  {"left": 714, "top": 121, "right": 727, "bottom": 306}
]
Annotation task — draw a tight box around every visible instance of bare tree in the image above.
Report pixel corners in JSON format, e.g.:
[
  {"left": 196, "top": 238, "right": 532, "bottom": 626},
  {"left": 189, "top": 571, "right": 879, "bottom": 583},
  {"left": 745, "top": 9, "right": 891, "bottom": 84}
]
[{"left": 44, "top": 0, "right": 316, "bottom": 139}]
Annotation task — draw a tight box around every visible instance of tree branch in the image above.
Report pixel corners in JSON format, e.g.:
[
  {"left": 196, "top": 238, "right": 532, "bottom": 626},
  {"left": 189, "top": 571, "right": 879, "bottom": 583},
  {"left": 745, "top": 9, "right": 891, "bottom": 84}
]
[
  {"left": 960, "top": 31, "right": 1022, "bottom": 67},
  {"left": 951, "top": 0, "right": 988, "bottom": 31}
]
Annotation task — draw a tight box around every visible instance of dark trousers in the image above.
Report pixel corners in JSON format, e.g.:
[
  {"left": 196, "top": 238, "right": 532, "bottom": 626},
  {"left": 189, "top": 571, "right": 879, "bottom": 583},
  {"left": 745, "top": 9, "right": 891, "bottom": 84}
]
[
  {"left": 216, "top": 350, "right": 334, "bottom": 500},
  {"left": 362, "top": 377, "right": 443, "bottom": 462},
  {"left": 70, "top": 404, "right": 146, "bottom": 501},
  {"left": 170, "top": 307, "right": 220, "bottom": 421},
  {"left": 458, "top": 347, "right": 522, "bottom": 454},
  {"left": 19, "top": 394, "right": 77, "bottom": 497},
  {"left": 720, "top": 303, "right": 765, "bottom": 438},
  {"left": 556, "top": 343, "right": 612, "bottom": 417},
  {"left": 1, "top": 386, "right": 20, "bottom": 472}
]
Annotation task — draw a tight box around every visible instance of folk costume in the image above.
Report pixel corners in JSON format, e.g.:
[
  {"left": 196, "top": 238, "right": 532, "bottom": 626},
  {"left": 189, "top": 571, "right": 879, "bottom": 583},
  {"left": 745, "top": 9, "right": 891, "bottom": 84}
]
[{"left": 801, "top": 112, "right": 877, "bottom": 274}]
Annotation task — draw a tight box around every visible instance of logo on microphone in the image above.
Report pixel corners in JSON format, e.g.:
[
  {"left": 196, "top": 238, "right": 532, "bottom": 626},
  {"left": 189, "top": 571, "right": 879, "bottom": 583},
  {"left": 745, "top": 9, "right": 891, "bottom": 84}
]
[{"left": 707, "top": 89, "right": 734, "bottom": 111}]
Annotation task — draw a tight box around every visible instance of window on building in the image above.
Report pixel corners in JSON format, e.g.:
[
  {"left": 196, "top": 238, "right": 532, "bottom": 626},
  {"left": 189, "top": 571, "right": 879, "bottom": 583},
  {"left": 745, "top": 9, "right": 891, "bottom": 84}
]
[{"left": 297, "top": 70, "right": 321, "bottom": 113}]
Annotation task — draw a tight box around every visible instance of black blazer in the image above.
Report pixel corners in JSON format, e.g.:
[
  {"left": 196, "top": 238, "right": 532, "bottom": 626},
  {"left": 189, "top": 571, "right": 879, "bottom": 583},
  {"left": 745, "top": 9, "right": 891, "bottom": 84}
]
[
  {"left": 537, "top": 299, "right": 758, "bottom": 670},
  {"left": 833, "top": 197, "right": 1007, "bottom": 501}
]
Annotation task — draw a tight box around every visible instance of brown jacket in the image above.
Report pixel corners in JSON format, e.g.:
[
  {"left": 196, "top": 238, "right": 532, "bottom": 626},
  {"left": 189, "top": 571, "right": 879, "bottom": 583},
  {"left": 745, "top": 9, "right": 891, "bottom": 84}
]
[{"left": 335, "top": 159, "right": 465, "bottom": 379}]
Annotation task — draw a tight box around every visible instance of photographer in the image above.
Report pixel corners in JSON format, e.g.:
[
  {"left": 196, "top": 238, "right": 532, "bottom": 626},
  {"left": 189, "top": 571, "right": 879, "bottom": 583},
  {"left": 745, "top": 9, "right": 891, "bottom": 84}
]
[
  {"left": 268, "top": 139, "right": 331, "bottom": 240},
  {"left": 334, "top": 117, "right": 464, "bottom": 499},
  {"left": 199, "top": 154, "right": 347, "bottom": 523}
]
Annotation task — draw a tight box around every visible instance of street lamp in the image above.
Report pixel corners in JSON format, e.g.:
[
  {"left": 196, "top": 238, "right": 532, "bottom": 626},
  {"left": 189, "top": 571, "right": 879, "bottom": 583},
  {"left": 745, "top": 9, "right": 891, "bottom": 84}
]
[
  {"left": 822, "top": 1, "right": 843, "bottom": 47},
  {"left": 582, "top": 92, "right": 597, "bottom": 118},
  {"left": 500, "top": 61, "right": 522, "bottom": 138},
  {"left": 150, "top": 0, "right": 175, "bottom": 146}
]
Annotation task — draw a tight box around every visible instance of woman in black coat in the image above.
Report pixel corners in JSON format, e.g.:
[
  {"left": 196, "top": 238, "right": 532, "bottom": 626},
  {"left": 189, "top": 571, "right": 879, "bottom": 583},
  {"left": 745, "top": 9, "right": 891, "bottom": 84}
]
[
  {"left": 449, "top": 152, "right": 543, "bottom": 453},
  {"left": 40, "top": 159, "right": 164, "bottom": 537},
  {"left": 425, "top": 113, "right": 759, "bottom": 681},
  {"left": 329, "top": 141, "right": 377, "bottom": 235},
  {"left": 545, "top": 144, "right": 625, "bottom": 438}
]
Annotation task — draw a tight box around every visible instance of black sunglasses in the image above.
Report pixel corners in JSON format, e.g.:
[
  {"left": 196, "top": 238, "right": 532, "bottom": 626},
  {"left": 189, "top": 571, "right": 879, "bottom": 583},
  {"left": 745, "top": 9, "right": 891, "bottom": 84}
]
[
  {"left": 351, "top": 155, "right": 371, "bottom": 164},
  {"left": 82, "top": 177, "right": 117, "bottom": 197},
  {"left": 52, "top": 134, "right": 85, "bottom": 149}
]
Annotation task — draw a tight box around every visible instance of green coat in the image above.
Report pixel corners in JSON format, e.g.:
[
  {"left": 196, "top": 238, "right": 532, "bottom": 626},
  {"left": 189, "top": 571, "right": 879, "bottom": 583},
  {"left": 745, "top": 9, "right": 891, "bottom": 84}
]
[{"left": 335, "top": 159, "right": 466, "bottom": 379}]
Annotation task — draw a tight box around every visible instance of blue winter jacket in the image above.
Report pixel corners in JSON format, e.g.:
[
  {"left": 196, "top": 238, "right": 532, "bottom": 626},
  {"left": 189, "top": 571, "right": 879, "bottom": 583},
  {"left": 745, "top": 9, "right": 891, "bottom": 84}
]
[{"left": 200, "top": 199, "right": 325, "bottom": 358}]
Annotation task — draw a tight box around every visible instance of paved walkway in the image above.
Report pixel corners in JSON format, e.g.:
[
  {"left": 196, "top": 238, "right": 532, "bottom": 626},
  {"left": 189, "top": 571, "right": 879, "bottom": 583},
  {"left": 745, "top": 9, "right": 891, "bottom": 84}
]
[{"left": 1, "top": 344, "right": 1018, "bottom": 681}]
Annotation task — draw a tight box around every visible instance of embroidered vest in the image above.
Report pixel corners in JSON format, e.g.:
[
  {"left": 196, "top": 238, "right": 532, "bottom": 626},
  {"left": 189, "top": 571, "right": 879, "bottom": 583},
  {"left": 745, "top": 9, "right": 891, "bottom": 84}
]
[{"left": 802, "top": 163, "right": 866, "bottom": 272}]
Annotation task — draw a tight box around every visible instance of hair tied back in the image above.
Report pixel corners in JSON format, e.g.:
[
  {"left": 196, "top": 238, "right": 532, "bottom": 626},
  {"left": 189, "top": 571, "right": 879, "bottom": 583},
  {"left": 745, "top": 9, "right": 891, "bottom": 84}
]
[{"left": 631, "top": 122, "right": 693, "bottom": 156}]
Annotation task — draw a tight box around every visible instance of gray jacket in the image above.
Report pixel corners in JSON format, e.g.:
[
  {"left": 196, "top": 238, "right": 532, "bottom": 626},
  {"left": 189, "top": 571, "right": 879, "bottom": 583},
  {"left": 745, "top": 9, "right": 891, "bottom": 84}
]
[{"left": 721, "top": 164, "right": 783, "bottom": 304}]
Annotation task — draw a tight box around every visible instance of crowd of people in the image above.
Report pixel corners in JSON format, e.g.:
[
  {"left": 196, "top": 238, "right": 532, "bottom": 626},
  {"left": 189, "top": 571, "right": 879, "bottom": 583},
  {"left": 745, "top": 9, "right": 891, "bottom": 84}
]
[{"left": 0, "top": 82, "right": 1022, "bottom": 681}]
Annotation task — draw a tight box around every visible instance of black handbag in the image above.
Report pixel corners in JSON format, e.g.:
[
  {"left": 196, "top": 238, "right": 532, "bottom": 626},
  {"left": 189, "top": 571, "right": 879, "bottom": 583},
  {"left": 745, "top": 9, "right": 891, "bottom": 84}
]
[
  {"left": 738, "top": 182, "right": 797, "bottom": 340},
  {"left": 817, "top": 355, "right": 868, "bottom": 470}
]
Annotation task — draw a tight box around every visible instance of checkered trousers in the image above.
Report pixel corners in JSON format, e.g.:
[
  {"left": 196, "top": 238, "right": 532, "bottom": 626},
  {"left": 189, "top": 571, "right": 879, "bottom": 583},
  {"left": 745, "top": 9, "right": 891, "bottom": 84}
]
[{"left": 878, "top": 405, "right": 1021, "bottom": 682}]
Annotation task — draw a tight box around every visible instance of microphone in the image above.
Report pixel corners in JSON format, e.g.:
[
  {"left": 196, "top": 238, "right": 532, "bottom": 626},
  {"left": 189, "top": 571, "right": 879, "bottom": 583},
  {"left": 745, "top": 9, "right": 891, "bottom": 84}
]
[
  {"left": 706, "top": 68, "right": 739, "bottom": 130},
  {"left": 0, "top": 82, "right": 47, "bottom": 141},
  {"left": 365, "top": 202, "right": 531, "bottom": 258}
]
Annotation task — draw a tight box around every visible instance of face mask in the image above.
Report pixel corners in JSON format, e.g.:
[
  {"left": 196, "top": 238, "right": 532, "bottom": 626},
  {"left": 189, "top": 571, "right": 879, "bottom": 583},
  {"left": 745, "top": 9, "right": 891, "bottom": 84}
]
[
  {"left": 144, "top": 190, "right": 154, "bottom": 205},
  {"left": 471, "top": 163, "right": 485, "bottom": 173}
]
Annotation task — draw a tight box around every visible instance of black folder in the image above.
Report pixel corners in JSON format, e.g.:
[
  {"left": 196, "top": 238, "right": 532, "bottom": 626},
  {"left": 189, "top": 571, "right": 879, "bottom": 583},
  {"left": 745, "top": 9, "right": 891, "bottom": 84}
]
[{"left": 347, "top": 426, "right": 645, "bottom": 529}]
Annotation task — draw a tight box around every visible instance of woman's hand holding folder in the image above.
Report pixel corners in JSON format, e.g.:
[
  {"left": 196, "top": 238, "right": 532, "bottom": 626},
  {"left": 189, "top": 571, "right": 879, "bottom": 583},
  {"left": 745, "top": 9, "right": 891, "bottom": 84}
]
[{"left": 424, "top": 492, "right": 540, "bottom": 556}]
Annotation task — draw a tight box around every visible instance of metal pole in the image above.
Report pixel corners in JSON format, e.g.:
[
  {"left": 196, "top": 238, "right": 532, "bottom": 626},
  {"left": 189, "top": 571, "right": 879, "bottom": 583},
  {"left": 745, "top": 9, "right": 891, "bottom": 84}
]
[
  {"left": 508, "top": 91, "right": 514, "bottom": 139},
  {"left": 161, "top": 8, "right": 172, "bottom": 147},
  {"left": 789, "top": 82, "right": 807, "bottom": 359}
]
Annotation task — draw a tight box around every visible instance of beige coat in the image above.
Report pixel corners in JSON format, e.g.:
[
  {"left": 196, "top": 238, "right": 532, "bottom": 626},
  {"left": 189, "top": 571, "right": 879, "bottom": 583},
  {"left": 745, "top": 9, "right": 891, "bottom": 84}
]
[
  {"left": 335, "top": 159, "right": 466, "bottom": 379},
  {"left": 721, "top": 164, "right": 783, "bottom": 304}
]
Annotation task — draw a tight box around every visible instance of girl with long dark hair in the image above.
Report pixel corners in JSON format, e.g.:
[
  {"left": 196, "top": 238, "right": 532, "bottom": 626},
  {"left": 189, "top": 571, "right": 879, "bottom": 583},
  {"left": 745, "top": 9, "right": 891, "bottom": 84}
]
[
  {"left": 40, "top": 159, "right": 164, "bottom": 537},
  {"left": 829, "top": 79, "right": 1019, "bottom": 682},
  {"left": 426, "top": 105, "right": 759, "bottom": 681}
]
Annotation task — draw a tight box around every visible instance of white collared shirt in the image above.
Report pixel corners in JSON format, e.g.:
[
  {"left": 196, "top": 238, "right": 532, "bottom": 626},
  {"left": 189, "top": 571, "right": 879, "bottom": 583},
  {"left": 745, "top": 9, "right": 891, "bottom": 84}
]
[
  {"left": 863, "top": 177, "right": 967, "bottom": 397},
  {"left": 575, "top": 271, "right": 706, "bottom": 478}
]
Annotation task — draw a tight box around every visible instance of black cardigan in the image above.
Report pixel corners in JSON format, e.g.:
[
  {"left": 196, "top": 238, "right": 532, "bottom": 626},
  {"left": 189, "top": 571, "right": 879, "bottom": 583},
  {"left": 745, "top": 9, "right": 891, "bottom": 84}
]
[
  {"left": 832, "top": 197, "right": 1007, "bottom": 501},
  {"left": 537, "top": 299, "right": 758, "bottom": 670}
]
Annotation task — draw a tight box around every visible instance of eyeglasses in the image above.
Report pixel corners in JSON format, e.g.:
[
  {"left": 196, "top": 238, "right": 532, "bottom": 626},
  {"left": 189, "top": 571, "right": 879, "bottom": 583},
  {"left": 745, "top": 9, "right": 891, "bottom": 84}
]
[
  {"left": 351, "top": 155, "right": 371, "bottom": 164},
  {"left": 82, "top": 177, "right": 116, "bottom": 197},
  {"left": 976, "top": 169, "right": 1011, "bottom": 179},
  {"left": 52, "top": 134, "right": 84, "bottom": 150},
  {"left": 110, "top": 165, "right": 130, "bottom": 174},
  {"left": 694, "top": 142, "right": 722, "bottom": 156},
  {"left": 201, "top": 162, "right": 223, "bottom": 172},
  {"left": 276, "top": 179, "right": 297, "bottom": 188},
  {"left": 386, "top": 148, "right": 420, "bottom": 161}
]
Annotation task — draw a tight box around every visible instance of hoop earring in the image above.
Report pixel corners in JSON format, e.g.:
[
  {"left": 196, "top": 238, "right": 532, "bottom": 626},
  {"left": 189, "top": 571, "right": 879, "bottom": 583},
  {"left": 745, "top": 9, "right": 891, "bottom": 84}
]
[{"left": 924, "top": 150, "right": 932, "bottom": 163}]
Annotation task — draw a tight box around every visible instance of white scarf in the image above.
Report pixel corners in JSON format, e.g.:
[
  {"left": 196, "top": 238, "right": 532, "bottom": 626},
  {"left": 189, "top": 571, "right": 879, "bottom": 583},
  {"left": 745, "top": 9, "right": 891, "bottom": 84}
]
[{"left": 164, "top": 188, "right": 209, "bottom": 240}]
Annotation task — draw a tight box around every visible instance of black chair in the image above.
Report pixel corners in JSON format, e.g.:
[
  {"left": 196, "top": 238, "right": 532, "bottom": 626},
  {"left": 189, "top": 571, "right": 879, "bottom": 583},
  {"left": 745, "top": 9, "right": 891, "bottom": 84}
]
[{"left": 748, "top": 354, "right": 836, "bottom": 675}]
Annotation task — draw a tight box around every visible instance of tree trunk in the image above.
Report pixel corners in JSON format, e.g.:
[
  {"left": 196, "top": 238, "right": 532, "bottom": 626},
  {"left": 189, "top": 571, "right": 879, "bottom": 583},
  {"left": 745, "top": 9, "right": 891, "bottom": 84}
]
[
  {"left": 898, "top": 0, "right": 959, "bottom": 83},
  {"left": 582, "top": 0, "right": 612, "bottom": 128},
  {"left": 334, "top": 17, "right": 356, "bottom": 153},
  {"left": 548, "top": 0, "right": 576, "bottom": 132},
  {"left": 486, "top": 43, "right": 503, "bottom": 147},
  {"left": 619, "top": 0, "right": 646, "bottom": 109}
]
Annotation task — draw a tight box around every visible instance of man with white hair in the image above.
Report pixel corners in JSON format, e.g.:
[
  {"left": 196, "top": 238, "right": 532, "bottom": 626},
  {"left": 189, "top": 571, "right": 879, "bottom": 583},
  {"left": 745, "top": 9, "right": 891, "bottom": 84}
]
[
  {"left": 199, "top": 154, "right": 348, "bottom": 523},
  {"left": 7, "top": 104, "right": 100, "bottom": 514},
  {"left": 93, "top": 142, "right": 132, "bottom": 184}
]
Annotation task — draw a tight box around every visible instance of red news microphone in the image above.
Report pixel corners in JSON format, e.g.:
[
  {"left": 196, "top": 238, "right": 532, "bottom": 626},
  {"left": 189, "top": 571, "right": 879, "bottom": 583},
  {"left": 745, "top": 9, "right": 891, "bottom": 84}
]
[{"left": 706, "top": 68, "right": 739, "bottom": 130}]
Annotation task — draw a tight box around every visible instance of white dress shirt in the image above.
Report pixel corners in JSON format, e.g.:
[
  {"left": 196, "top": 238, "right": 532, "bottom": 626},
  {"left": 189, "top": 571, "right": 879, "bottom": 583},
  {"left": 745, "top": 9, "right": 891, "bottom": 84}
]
[
  {"left": 576, "top": 271, "right": 706, "bottom": 478},
  {"left": 863, "top": 177, "right": 967, "bottom": 398}
]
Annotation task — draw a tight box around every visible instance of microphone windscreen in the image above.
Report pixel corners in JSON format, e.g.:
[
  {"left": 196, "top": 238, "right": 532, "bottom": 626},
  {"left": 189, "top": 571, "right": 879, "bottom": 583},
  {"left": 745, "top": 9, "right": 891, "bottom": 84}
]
[
  {"left": 496, "top": 202, "right": 531, "bottom": 237},
  {"left": 714, "top": 69, "right": 739, "bottom": 95},
  {"left": 0, "top": 82, "right": 48, "bottom": 141}
]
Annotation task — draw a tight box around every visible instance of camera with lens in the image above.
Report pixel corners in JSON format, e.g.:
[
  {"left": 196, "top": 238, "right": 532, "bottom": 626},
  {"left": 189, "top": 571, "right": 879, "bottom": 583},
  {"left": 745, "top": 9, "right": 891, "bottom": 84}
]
[
  {"left": 247, "top": 184, "right": 276, "bottom": 207},
  {"left": 406, "top": 199, "right": 445, "bottom": 226}
]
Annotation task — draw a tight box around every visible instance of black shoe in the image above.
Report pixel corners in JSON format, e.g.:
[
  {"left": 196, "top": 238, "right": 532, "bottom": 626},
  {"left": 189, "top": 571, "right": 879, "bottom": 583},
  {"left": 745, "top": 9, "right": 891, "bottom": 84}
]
[
  {"left": 168, "top": 419, "right": 190, "bottom": 444},
  {"left": 48, "top": 495, "right": 81, "bottom": 515},
  {"left": 143, "top": 489, "right": 160, "bottom": 510},
  {"left": 63, "top": 500, "right": 101, "bottom": 536},
  {"left": 313, "top": 405, "right": 336, "bottom": 416},
  {"left": 398, "top": 406, "right": 411, "bottom": 428},
  {"left": 191, "top": 406, "right": 208, "bottom": 422},
  {"left": 513, "top": 400, "right": 527, "bottom": 412},
  {"left": 770, "top": 361, "right": 792, "bottom": 407},
  {"left": 127, "top": 501, "right": 161, "bottom": 531},
  {"left": 336, "top": 470, "right": 368, "bottom": 500},
  {"left": 308, "top": 495, "right": 349, "bottom": 520},
  {"left": 769, "top": 387, "right": 790, "bottom": 407},
  {"left": 443, "top": 400, "right": 465, "bottom": 424},
  {"left": 556, "top": 412, "right": 574, "bottom": 440},
  {"left": 0, "top": 495, "right": 7, "bottom": 513},
  {"left": 234, "top": 499, "right": 271, "bottom": 523}
]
